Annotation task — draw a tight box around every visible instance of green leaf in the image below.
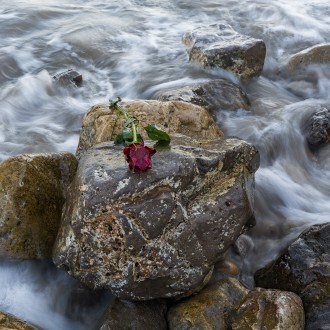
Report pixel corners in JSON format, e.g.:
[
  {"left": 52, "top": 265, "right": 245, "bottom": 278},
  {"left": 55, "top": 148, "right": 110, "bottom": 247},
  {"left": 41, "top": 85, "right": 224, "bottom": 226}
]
[
  {"left": 144, "top": 124, "right": 171, "bottom": 142},
  {"left": 122, "top": 127, "right": 133, "bottom": 142},
  {"left": 154, "top": 139, "right": 171, "bottom": 148},
  {"left": 124, "top": 117, "right": 139, "bottom": 128},
  {"left": 114, "top": 133, "right": 124, "bottom": 145}
]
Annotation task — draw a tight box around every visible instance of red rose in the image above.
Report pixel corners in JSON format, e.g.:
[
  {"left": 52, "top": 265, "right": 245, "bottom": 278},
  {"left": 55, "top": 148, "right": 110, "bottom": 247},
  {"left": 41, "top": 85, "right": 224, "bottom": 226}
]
[{"left": 123, "top": 143, "right": 156, "bottom": 173}]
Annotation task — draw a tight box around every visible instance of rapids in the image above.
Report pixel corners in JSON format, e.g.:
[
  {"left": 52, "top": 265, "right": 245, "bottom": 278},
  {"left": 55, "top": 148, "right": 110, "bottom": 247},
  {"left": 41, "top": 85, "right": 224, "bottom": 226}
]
[{"left": 1, "top": 0, "right": 330, "bottom": 328}]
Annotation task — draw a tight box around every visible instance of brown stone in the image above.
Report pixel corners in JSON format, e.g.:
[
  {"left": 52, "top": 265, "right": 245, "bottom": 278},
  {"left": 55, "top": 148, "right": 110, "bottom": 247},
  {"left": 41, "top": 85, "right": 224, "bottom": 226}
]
[
  {"left": 97, "top": 299, "right": 167, "bottom": 330},
  {"left": 76, "top": 100, "right": 223, "bottom": 158},
  {"left": 0, "top": 311, "right": 38, "bottom": 330},
  {"left": 167, "top": 278, "right": 249, "bottom": 330},
  {"left": 287, "top": 43, "right": 330, "bottom": 74},
  {"left": 0, "top": 153, "right": 77, "bottom": 259},
  {"left": 232, "top": 288, "right": 305, "bottom": 330}
]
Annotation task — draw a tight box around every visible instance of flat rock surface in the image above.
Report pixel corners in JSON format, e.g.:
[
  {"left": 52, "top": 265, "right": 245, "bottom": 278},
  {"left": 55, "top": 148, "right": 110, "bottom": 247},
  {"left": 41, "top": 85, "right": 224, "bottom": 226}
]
[{"left": 76, "top": 100, "right": 223, "bottom": 158}]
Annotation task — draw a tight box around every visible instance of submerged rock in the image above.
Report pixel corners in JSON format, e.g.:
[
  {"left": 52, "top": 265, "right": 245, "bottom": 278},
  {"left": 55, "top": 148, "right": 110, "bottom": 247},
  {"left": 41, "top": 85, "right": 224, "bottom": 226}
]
[
  {"left": 287, "top": 43, "right": 330, "bottom": 74},
  {"left": 0, "top": 153, "right": 77, "bottom": 259},
  {"left": 232, "top": 288, "right": 305, "bottom": 330},
  {"left": 53, "top": 69, "right": 83, "bottom": 87},
  {"left": 155, "top": 79, "right": 250, "bottom": 116},
  {"left": 182, "top": 24, "right": 266, "bottom": 80},
  {"left": 76, "top": 100, "right": 223, "bottom": 158},
  {"left": 167, "top": 277, "right": 249, "bottom": 329},
  {"left": 255, "top": 222, "right": 330, "bottom": 329},
  {"left": 53, "top": 135, "right": 259, "bottom": 300},
  {"left": 0, "top": 311, "right": 38, "bottom": 330},
  {"left": 97, "top": 299, "right": 167, "bottom": 330}
]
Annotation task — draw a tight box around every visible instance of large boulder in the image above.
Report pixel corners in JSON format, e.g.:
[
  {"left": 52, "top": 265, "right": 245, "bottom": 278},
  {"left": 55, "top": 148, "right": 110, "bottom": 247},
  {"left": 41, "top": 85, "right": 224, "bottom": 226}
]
[
  {"left": 0, "top": 311, "right": 38, "bottom": 330},
  {"left": 182, "top": 24, "right": 266, "bottom": 80},
  {"left": 97, "top": 299, "right": 167, "bottom": 330},
  {"left": 155, "top": 79, "right": 250, "bottom": 116},
  {"left": 287, "top": 43, "right": 330, "bottom": 74},
  {"left": 0, "top": 153, "right": 77, "bottom": 259},
  {"left": 167, "top": 277, "right": 249, "bottom": 329},
  {"left": 255, "top": 222, "right": 330, "bottom": 329},
  {"left": 53, "top": 135, "right": 259, "bottom": 300},
  {"left": 231, "top": 288, "right": 305, "bottom": 330},
  {"left": 76, "top": 100, "right": 223, "bottom": 158}
]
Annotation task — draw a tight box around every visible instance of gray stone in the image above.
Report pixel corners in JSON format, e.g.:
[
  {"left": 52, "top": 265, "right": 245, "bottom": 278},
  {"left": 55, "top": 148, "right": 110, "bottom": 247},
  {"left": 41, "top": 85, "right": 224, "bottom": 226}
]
[
  {"left": 232, "top": 288, "right": 305, "bottom": 330},
  {"left": 53, "top": 135, "right": 259, "bottom": 300},
  {"left": 303, "top": 106, "right": 330, "bottom": 150},
  {"left": 155, "top": 79, "right": 250, "bottom": 116},
  {"left": 182, "top": 24, "right": 266, "bottom": 80},
  {"left": 0, "top": 153, "right": 77, "bottom": 259},
  {"left": 53, "top": 69, "right": 83, "bottom": 87},
  {"left": 76, "top": 100, "right": 223, "bottom": 159},
  {"left": 97, "top": 299, "right": 167, "bottom": 330},
  {"left": 255, "top": 222, "right": 330, "bottom": 329},
  {"left": 167, "top": 277, "right": 249, "bottom": 330}
]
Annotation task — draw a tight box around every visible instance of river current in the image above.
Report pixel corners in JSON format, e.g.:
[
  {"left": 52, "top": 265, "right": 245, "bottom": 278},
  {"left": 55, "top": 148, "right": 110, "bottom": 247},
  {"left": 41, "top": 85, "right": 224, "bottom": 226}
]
[{"left": 1, "top": 0, "right": 330, "bottom": 329}]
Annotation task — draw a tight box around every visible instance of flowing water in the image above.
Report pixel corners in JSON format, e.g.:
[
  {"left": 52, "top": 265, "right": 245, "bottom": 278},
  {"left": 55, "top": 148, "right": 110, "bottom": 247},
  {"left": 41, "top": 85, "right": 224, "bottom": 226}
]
[{"left": 1, "top": 0, "right": 330, "bottom": 328}]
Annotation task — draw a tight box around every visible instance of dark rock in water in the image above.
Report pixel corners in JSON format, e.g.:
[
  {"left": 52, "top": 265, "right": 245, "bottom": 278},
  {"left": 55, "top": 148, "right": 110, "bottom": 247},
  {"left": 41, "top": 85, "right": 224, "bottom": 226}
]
[
  {"left": 304, "top": 106, "right": 330, "bottom": 150},
  {"left": 231, "top": 288, "right": 305, "bottom": 330},
  {"left": 53, "top": 135, "right": 259, "bottom": 300},
  {"left": 167, "top": 277, "right": 249, "bottom": 329},
  {"left": 155, "top": 79, "right": 250, "bottom": 116},
  {"left": 53, "top": 69, "right": 83, "bottom": 87},
  {"left": 97, "top": 299, "right": 167, "bottom": 330},
  {"left": 182, "top": 24, "right": 266, "bottom": 80},
  {"left": 287, "top": 43, "right": 330, "bottom": 74},
  {"left": 0, "top": 153, "right": 77, "bottom": 259},
  {"left": 0, "top": 310, "right": 38, "bottom": 329},
  {"left": 255, "top": 222, "right": 330, "bottom": 329}
]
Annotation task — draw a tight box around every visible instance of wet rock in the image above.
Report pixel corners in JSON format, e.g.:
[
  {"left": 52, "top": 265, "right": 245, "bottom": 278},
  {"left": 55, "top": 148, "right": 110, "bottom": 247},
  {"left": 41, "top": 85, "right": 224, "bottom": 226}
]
[
  {"left": 287, "top": 43, "right": 330, "bottom": 74},
  {"left": 182, "top": 24, "right": 266, "bottom": 80},
  {"left": 303, "top": 106, "right": 330, "bottom": 150},
  {"left": 0, "top": 311, "right": 38, "bottom": 330},
  {"left": 97, "top": 299, "right": 167, "bottom": 330},
  {"left": 155, "top": 79, "right": 250, "bottom": 116},
  {"left": 53, "top": 135, "right": 259, "bottom": 300},
  {"left": 53, "top": 69, "right": 83, "bottom": 87},
  {"left": 76, "top": 100, "right": 223, "bottom": 158},
  {"left": 231, "top": 288, "right": 305, "bottom": 330},
  {"left": 167, "top": 277, "right": 249, "bottom": 329},
  {"left": 0, "top": 153, "right": 78, "bottom": 259},
  {"left": 255, "top": 222, "right": 330, "bottom": 329}
]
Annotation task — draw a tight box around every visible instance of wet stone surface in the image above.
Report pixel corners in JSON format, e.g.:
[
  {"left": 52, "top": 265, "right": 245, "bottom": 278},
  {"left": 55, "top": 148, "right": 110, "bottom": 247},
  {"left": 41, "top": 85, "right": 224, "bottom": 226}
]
[{"left": 53, "top": 136, "right": 259, "bottom": 300}]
